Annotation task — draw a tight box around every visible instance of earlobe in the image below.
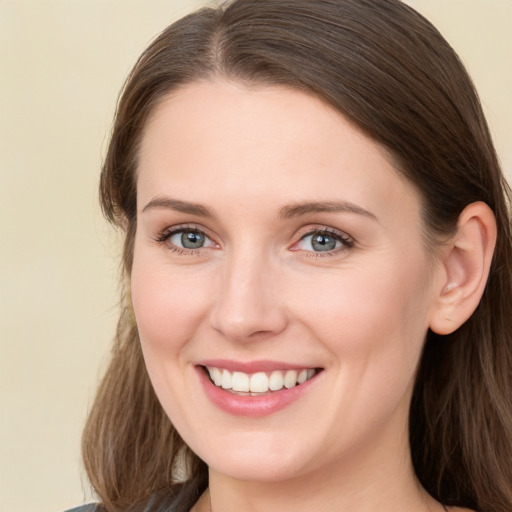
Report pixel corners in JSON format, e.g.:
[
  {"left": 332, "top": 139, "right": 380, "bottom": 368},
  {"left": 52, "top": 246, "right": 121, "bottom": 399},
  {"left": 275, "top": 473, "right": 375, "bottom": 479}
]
[{"left": 429, "top": 202, "right": 497, "bottom": 335}]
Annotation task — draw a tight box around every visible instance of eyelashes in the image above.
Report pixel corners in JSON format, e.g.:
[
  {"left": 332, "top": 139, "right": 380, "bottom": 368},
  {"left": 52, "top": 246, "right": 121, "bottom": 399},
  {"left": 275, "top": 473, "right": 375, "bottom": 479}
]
[
  {"left": 154, "top": 224, "right": 354, "bottom": 257},
  {"left": 154, "top": 225, "right": 217, "bottom": 255},
  {"left": 292, "top": 227, "right": 354, "bottom": 256}
]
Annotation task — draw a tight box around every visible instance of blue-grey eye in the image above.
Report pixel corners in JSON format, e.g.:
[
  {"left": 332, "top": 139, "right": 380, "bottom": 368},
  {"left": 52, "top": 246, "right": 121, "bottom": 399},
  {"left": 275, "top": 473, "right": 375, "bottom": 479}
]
[
  {"left": 169, "top": 229, "right": 208, "bottom": 249},
  {"left": 297, "top": 232, "right": 342, "bottom": 252}
]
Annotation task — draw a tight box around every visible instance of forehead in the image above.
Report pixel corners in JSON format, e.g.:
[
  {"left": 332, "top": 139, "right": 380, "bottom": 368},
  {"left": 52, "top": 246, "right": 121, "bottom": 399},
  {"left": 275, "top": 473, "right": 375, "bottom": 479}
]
[{"left": 137, "top": 80, "right": 420, "bottom": 224}]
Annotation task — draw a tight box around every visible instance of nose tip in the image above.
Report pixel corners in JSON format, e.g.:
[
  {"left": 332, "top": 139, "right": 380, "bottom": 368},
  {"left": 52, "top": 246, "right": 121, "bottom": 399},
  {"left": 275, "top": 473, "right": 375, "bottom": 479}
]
[
  {"left": 210, "top": 306, "right": 286, "bottom": 342},
  {"left": 208, "top": 261, "right": 288, "bottom": 342}
]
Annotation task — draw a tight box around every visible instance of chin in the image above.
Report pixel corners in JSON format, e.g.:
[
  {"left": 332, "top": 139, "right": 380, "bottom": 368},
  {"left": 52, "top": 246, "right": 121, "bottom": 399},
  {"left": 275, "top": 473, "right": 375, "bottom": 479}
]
[
  {"left": 209, "top": 455, "right": 306, "bottom": 483},
  {"left": 187, "top": 428, "right": 316, "bottom": 483}
]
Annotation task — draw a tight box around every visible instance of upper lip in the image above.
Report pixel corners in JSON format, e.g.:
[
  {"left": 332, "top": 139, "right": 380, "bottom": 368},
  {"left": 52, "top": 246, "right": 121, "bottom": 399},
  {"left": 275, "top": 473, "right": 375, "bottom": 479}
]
[{"left": 197, "top": 359, "right": 321, "bottom": 373}]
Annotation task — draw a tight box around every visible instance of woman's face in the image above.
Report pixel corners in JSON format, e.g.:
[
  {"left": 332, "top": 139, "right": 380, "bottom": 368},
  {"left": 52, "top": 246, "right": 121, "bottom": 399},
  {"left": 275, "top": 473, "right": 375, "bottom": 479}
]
[{"left": 131, "top": 80, "right": 442, "bottom": 483}]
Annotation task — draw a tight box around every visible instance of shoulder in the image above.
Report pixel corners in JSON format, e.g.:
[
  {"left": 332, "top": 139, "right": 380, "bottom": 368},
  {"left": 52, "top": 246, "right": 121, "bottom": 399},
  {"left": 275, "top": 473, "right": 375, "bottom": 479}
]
[
  {"left": 63, "top": 505, "right": 100, "bottom": 512},
  {"left": 61, "top": 482, "right": 199, "bottom": 512}
]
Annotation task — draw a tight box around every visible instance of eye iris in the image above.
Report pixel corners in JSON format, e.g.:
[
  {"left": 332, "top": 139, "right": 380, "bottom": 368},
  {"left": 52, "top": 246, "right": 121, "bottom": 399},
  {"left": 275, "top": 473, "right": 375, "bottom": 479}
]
[
  {"left": 311, "top": 233, "right": 337, "bottom": 251},
  {"left": 181, "top": 230, "right": 205, "bottom": 249}
]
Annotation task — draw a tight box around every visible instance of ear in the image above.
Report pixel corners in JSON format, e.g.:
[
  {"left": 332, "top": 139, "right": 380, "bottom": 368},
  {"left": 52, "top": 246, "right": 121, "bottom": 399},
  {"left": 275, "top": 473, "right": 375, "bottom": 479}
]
[{"left": 429, "top": 202, "right": 497, "bottom": 335}]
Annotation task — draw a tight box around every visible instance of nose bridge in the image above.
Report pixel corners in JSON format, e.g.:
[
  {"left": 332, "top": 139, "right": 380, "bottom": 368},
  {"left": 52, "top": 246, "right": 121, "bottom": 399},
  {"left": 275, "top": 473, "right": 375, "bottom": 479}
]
[{"left": 209, "top": 244, "right": 287, "bottom": 341}]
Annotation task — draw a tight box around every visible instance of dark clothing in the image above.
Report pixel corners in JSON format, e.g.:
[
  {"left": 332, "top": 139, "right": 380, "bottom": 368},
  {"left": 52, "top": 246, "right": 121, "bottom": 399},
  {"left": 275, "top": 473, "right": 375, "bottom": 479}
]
[
  {"left": 64, "top": 506, "right": 99, "bottom": 512},
  {"left": 64, "top": 479, "right": 206, "bottom": 512}
]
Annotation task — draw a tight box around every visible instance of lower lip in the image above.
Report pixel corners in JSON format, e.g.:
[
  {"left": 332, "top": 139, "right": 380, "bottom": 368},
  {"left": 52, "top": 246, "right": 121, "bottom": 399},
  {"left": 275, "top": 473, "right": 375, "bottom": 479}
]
[{"left": 197, "top": 367, "right": 320, "bottom": 417}]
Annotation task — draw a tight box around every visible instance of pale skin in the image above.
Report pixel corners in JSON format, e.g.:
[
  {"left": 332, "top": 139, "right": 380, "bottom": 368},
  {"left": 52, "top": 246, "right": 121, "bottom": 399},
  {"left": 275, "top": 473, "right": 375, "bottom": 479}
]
[{"left": 131, "top": 80, "right": 495, "bottom": 512}]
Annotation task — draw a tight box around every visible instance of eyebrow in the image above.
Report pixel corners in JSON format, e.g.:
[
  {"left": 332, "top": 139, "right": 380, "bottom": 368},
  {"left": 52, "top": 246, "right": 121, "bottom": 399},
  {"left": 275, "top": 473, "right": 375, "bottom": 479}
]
[
  {"left": 141, "top": 196, "right": 377, "bottom": 222},
  {"left": 142, "top": 197, "right": 214, "bottom": 217},
  {"left": 279, "top": 201, "right": 378, "bottom": 221}
]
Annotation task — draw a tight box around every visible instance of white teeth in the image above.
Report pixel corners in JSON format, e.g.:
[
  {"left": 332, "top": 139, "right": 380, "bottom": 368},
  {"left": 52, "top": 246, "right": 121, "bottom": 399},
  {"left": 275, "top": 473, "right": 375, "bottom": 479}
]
[
  {"left": 232, "top": 371, "right": 250, "bottom": 392},
  {"left": 221, "top": 369, "right": 232, "bottom": 389},
  {"left": 297, "top": 369, "right": 308, "bottom": 384},
  {"left": 210, "top": 367, "right": 222, "bottom": 386},
  {"left": 284, "top": 370, "right": 298, "bottom": 389},
  {"left": 206, "top": 366, "right": 317, "bottom": 393},
  {"left": 249, "top": 372, "right": 269, "bottom": 393},
  {"left": 268, "top": 370, "right": 284, "bottom": 391}
]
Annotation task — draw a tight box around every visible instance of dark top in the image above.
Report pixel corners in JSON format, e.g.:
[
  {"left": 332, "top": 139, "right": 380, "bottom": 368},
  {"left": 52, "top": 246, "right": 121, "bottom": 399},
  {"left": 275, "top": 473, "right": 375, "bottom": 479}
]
[
  {"left": 63, "top": 483, "right": 201, "bottom": 512},
  {"left": 64, "top": 506, "right": 99, "bottom": 512}
]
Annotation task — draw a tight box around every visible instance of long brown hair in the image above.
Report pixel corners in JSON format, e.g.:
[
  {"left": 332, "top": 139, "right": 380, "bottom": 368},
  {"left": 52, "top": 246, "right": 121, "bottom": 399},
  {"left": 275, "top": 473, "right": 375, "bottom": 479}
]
[{"left": 83, "top": 1, "right": 512, "bottom": 511}]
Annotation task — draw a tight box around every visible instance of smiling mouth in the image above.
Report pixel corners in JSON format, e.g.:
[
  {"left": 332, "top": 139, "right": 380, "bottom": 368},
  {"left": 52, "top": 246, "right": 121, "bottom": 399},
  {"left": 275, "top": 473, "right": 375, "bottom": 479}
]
[{"left": 203, "top": 366, "right": 321, "bottom": 395}]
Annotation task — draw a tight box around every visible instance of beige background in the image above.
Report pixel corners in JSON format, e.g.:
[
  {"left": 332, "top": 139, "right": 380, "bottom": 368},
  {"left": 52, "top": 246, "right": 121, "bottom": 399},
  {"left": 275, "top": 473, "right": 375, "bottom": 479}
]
[{"left": 0, "top": 1, "right": 510, "bottom": 511}]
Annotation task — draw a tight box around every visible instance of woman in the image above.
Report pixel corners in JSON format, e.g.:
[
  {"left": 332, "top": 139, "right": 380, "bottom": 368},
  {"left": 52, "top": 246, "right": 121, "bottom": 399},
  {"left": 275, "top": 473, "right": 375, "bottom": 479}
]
[{"left": 80, "top": 0, "right": 512, "bottom": 511}]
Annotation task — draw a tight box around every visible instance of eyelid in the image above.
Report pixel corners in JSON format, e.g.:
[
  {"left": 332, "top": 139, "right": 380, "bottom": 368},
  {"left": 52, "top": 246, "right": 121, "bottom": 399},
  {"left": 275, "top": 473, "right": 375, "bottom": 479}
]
[
  {"left": 290, "top": 225, "right": 355, "bottom": 254},
  {"left": 154, "top": 223, "right": 219, "bottom": 251},
  {"left": 153, "top": 223, "right": 354, "bottom": 256}
]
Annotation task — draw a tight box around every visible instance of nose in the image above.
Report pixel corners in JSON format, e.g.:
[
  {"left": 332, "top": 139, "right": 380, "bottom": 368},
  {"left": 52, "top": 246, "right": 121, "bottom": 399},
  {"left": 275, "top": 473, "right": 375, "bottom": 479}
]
[{"left": 209, "top": 249, "right": 288, "bottom": 342}]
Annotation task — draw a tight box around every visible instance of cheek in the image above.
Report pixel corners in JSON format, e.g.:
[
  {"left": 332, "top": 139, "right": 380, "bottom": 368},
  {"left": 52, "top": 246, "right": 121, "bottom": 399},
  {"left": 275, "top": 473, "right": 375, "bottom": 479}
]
[
  {"left": 287, "top": 256, "right": 431, "bottom": 369},
  {"left": 130, "top": 247, "right": 212, "bottom": 354},
  {"left": 129, "top": 243, "right": 215, "bottom": 432},
  {"left": 295, "top": 260, "right": 431, "bottom": 434}
]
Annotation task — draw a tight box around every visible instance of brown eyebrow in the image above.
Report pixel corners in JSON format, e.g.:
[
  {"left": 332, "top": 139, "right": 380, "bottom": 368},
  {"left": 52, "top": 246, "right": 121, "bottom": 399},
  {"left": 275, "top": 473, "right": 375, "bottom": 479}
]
[
  {"left": 141, "top": 197, "right": 377, "bottom": 222},
  {"left": 141, "top": 197, "right": 214, "bottom": 217},
  {"left": 279, "top": 201, "right": 378, "bottom": 221}
]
